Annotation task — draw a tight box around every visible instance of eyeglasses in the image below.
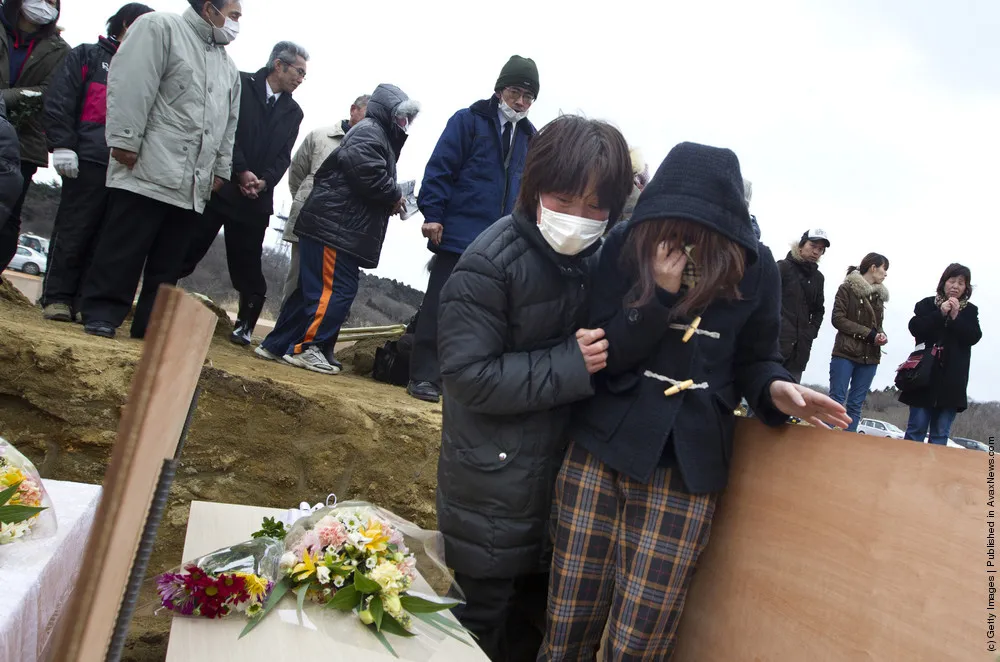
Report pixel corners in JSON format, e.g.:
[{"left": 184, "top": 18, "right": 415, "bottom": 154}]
[
  {"left": 504, "top": 86, "right": 535, "bottom": 104},
  {"left": 281, "top": 60, "right": 307, "bottom": 79}
]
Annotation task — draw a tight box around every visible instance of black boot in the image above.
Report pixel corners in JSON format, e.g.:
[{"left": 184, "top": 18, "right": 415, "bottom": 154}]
[{"left": 230, "top": 293, "right": 265, "bottom": 346}]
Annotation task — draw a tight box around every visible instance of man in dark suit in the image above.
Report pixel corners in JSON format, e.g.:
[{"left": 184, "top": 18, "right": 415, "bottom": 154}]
[{"left": 180, "top": 40, "right": 307, "bottom": 345}]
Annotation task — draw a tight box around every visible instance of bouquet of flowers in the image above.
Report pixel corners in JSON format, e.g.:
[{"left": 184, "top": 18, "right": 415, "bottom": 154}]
[
  {"left": 242, "top": 501, "right": 469, "bottom": 657},
  {"left": 0, "top": 437, "right": 55, "bottom": 545},
  {"left": 8, "top": 90, "right": 43, "bottom": 132},
  {"left": 155, "top": 537, "right": 283, "bottom": 619}
]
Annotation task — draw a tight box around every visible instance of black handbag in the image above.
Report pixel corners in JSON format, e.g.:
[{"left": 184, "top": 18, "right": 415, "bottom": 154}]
[{"left": 894, "top": 343, "right": 941, "bottom": 392}]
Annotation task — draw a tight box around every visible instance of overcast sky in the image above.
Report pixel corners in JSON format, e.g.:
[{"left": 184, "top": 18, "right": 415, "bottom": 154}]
[{"left": 53, "top": 0, "right": 998, "bottom": 401}]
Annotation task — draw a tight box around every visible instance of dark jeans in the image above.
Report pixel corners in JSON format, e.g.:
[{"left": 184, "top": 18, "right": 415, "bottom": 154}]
[
  {"left": 179, "top": 204, "right": 269, "bottom": 299},
  {"left": 452, "top": 571, "right": 549, "bottom": 662},
  {"left": 80, "top": 189, "right": 199, "bottom": 338},
  {"left": 0, "top": 162, "right": 37, "bottom": 270},
  {"left": 410, "top": 251, "right": 461, "bottom": 386},
  {"left": 41, "top": 162, "right": 111, "bottom": 310},
  {"left": 904, "top": 407, "right": 958, "bottom": 445}
]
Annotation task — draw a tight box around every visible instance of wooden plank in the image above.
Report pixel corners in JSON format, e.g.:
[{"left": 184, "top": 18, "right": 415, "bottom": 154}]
[
  {"left": 674, "top": 419, "right": 988, "bottom": 662},
  {"left": 48, "top": 286, "right": 217, "bottom": 662},
  {"left": 165, "top": 501, "right": 487, "bottom": 662}
]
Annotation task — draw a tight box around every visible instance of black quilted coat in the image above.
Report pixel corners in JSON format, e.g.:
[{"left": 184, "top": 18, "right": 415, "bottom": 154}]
[
  {"left": 294, "top": 84, "right": 407, "bottom": 268},
  {"left": 436, "top": 212, "right": 598, "bottom": 578}
]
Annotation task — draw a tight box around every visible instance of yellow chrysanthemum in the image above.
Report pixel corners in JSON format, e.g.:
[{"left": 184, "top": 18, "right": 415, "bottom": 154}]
[
  {"left": 235, "top": 572, "right": 269, "bottom": 600},
  {"left": 358, "top": 518, "right": 391, "bottom": 553}
]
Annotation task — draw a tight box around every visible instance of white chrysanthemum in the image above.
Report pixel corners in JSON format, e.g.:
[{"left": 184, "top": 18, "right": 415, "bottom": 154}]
[
  {"left": 316, "top": 566, "right": 332, "bottom": 584},
  {"left": 333, "top": 575, "right": 345, "bottom": 588}
]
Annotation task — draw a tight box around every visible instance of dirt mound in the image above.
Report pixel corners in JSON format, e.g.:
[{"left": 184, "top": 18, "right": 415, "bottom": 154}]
[
  {"left": 187, "top": 293, "right": 236, "bottom": 340},
  {"left": 0, "top": 273, "right": 33, "bottom": 307},
  {"left": 0, "top": 294, "right": 442, "bottom": 661},
  {"left": 335, "top": 337, "right": 385, "bottom": 376}
]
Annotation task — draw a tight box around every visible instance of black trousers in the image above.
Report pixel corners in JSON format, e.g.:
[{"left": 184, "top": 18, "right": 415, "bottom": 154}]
[
  {"left": 452, "top": 572, "right": 549, "bottom": 662},
  {"left": 179, "top": 204, "right": 269, "bottom": 299},
  {"left": 0, "top": 162, "right": 38, "bottom": 270},
  {"left": 41, "top": 162, "right": 111, "bottom": 310},
  {"left": 409, "top": 250, "right": 461, "bottom": 386},
  {"left": 80, "top": 189, "right": 198, "bottom": 338}
]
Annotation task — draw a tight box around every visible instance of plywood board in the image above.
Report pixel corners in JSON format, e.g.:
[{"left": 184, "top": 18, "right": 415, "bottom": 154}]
[
  {"left": 674, "top": 419, "right": 989, "bottom": 662},
  {"left": 48, "top": 286, "right": 217, "bottom": 662},
  {"left": 164, "top": 501, "right": 487, "bottom": 662}
]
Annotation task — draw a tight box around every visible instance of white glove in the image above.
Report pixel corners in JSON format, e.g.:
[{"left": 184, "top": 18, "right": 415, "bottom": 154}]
[{"left": 52, "top": 148, "right": 79, "bottom": 179}]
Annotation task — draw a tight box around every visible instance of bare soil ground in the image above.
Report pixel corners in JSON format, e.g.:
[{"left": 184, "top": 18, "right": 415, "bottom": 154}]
[{"left": 0, "top": 277, "right": 442, "bottom": 661}]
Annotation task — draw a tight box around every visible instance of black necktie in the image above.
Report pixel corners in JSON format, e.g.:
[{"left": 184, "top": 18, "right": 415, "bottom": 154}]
[
  {"left": 267, "top": 96, "right": 276, "bottom": 111},
  {"left": 502, "top": 122, "right": 512, "bottom": 162}
]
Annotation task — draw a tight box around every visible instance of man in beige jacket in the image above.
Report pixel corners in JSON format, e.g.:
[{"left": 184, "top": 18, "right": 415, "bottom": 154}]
[
  {"left": 280, "top": 94, "right": 369, "bottom": 306},
  {"left": 80, "top": 0, "right": 243, "bottom": 340}
]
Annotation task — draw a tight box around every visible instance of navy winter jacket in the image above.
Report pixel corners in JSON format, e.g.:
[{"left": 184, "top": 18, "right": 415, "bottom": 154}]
[{"left": 416, "top": 96, "right": 535, "bottom": 256}]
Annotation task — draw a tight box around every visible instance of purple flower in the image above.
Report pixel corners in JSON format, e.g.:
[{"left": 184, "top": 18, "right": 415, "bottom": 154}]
[{"left": 157, "top": 572, "right": 195, "bottom": 614}]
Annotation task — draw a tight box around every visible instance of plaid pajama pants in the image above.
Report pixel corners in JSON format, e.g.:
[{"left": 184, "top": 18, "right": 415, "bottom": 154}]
[{"left": 539, "top": 442, "right": 718, "bottom": 661}]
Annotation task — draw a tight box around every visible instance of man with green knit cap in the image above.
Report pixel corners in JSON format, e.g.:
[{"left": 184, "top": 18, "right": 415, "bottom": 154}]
[{"left": 408, "top": 55, "right": 540, "bottom": 404}]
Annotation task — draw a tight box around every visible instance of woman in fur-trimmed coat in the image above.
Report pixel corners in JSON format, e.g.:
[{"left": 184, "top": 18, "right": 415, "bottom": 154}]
[{"left": 829, "top": 252, "right": 890, "bottom": 432}]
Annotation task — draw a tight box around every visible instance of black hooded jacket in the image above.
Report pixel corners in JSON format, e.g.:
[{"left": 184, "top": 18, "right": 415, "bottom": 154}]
[
  {"left": 572, "top": 142, "right": 793, "bottom": 495},
  {"left": 294, "top": 84, "right": 408, "bottom": 268}
]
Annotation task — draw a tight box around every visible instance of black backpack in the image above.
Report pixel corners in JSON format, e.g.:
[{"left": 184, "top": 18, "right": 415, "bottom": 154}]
[{"left": 372, "top": 311, "right": 419, "bottom": 387}]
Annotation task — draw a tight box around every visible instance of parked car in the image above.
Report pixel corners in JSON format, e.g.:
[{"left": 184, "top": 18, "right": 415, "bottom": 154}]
[
  {"left": 18, "top": 233, "right": 49, "bottom": 255},
  {"left": 922, "top": 435, "right": 977, "bottom": 450},
  {"left": 952, "top": 437, "right": 989, "bottom": 452},
  {"left": 858, "top": 418, "right": 904, "bottom": 439},
  {"left": 8, "top": 246, "right": 47, "bottom": 275}
]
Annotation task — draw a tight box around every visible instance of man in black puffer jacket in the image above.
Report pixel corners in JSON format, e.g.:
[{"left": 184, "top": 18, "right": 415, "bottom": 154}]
[
  {"left": 256, "top": 83, "right": 419, "bottom": 374},
  {"left": 39, "top": 3, "right": 153, "bottom": 323},
  {"left": 436, "top": 115, "right": 633, "bottom": 662},
  {"left": 0, "top": 96, "right": 23, "bottom": 230}
]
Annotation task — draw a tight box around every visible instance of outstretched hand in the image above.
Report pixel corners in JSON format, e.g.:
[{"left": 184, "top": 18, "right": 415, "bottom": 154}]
[{"left": 769, "top": 381, "right": 852, "bottom": 430}]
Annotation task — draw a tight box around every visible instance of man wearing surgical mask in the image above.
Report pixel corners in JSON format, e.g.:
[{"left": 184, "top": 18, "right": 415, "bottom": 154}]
[
  {"left": 408, "top": 55, "right": 540, "bottom": 404},
  {"left": 78, "top": 0, "right": 242, "bottom": 341}
]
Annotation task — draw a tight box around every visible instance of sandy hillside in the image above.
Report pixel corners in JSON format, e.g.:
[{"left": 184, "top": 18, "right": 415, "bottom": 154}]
[{"left": 0, "top": 277, "right": 442, "bottom": 661}]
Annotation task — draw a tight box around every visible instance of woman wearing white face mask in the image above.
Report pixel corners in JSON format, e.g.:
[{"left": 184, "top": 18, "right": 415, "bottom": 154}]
[
  {"left": 434, "top": 115, "right": 634, "bottom": 662},
  {"left": 0, "top": 0, "right": 69, "bottom": 272}
]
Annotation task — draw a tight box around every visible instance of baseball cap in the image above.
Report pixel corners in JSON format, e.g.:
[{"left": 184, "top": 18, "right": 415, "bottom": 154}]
[{"left": 802, "top": 228, "right": 830, "bottom": 247}]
